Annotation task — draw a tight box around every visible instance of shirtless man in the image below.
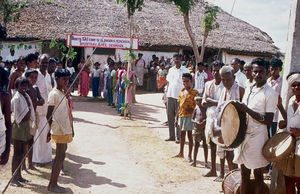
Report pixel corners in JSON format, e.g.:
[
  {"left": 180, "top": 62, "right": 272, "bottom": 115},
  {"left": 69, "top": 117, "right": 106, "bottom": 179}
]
[{"left": 202, "top": 61, "right": 224, "bottom": 177}]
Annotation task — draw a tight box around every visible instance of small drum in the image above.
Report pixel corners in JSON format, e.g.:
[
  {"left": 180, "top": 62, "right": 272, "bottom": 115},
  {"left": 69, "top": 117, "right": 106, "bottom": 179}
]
[
  {"left": 222, "top": 169, "right": 269, "bottom": 194},
  {"left": 262, "top": 132, "right": 295, "bottom": 162}
]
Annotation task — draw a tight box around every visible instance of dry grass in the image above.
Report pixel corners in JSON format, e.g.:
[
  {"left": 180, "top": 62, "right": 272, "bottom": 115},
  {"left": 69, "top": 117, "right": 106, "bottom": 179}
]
[{"left": 119, "top": 119, "right": 201, "bottom": 184}]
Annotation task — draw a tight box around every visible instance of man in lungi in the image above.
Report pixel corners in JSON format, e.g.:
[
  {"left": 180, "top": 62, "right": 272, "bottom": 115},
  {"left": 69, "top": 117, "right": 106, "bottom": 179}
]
[{"left": 234, "top": 58, "right": 278, "bottom": 194}]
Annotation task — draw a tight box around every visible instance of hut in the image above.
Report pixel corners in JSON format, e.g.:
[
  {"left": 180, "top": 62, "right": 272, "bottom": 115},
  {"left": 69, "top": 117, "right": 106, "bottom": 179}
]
[{"left": 2, "top": 0, "right": 281, "bottom": 65}]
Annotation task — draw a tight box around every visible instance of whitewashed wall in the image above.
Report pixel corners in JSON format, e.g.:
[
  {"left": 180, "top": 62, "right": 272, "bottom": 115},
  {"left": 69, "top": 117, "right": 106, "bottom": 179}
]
[
  {"left": 84, "top": 47, "right": 177, "bottom": 67},
  {"left": 222, "top": 51, "right": 261, "bottom": 65},
  {"left": 0, "top": 42, "right": 40, "bottom": 61}
]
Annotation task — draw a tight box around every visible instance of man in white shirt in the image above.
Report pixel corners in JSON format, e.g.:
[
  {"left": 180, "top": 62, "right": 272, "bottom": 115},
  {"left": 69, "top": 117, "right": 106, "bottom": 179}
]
[
  {"left": 5, "top": 48, "right": 16, "bottom": 62},
  {"left": 231, "top": 58, "right": 247, "bottom": 89},
  {"left": 165, "top": 54, "right": 189, "bottom": 143},
  {"left": 243, "top": 63, "right": 254, "bottom": 89},
  {"left": 267, "top": 57, "right": 283, "bottom": 137},
  {"left": 234, "top": 58, "right": 278, "bottom": 194},
  {"left": 194, "top": 62, "right": 208, "bottom": 95}
]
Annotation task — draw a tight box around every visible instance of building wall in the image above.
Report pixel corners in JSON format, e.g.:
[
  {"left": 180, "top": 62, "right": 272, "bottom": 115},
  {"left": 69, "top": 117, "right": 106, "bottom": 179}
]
[
  {"left": 84, "top": 47, "right": 177, "bottom": 67},
  {"left": 0, "top": 42, "right": 40, "bottom": 61},
  {"left": 222, "top": 51, "right": 264, "bottom": 65}
]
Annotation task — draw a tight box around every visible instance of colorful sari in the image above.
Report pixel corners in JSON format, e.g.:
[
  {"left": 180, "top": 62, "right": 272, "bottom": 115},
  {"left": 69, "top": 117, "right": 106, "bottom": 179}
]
[{"left": 78, "top": 63, "right": 90, "bottom": 97}]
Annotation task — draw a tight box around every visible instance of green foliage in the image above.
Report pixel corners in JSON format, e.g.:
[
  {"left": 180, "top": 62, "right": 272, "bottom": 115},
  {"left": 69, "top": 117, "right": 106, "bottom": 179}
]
[
  {"left": 124, "top": 47, "right": 137, "bottom": 63},
  {"left": 0, "top": 0, "right": 66, "bottom": 26},
  {"left": 0, "top": 0, "right": 27, "bottom": 25},
  {"left": 202, "top": 5, "right": 219, "bottom": 32},
  {"left": 165, "top": 0, "right": 198, "bottom": 14},
  {"left": 120, "top": 103, "right": 131, "bottom": 114},
  {"left": 8, "top": 42, "right": 33, "bottom": 51},
  {"left": 50, "top": 39, "right": 77, "bottom": 62},
  {"left": 116, "top": 0, "right": 144, "bottom": 16}
]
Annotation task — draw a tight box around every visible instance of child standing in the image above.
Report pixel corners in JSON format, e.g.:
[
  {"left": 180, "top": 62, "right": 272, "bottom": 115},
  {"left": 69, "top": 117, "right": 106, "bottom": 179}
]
[
  {"left": 191, "top": 96, "right": 208, "bottom": 167},
  {"left": 24, "top": 69, "right": 44, "bottom": 171},
  {"left": 174, "top": 73, "right": 199, "bottom": 162},
  {"left": 47, "top": 69, "right": 73, "bottom": 192},
  {"left": 8, "top": 56, "right": 26, "bottom": 97},
  {"left": 92, "top": 62, "right": 101, "bottom": 98},
  {"left": 11, "top": 77, "right": 36, "bottom": 187}
]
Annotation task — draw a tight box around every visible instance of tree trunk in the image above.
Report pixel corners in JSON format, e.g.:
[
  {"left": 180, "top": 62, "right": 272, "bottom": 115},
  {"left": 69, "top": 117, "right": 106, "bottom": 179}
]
[
  {"left": 199, "top": 27, "right": 209, "bottom": 62},
  {"left": 130, "top": 16, "right": 137, "bottom": 103},
  {"left": 124, "top": 13, "right": 135, "bottom": 117},
  {"left": 183, "top": 13, "right": 201, "bottom": 64}
]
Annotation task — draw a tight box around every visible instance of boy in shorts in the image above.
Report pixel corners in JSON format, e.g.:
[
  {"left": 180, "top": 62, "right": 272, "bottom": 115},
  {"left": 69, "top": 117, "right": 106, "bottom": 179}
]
[
  {"left": 174, "top": 73, "right": 198, "bottom": 162},
  {"left": 46, "top": 69, "right": 73, "bottom": 192},
  {"left": 191, "top": 96, "right": 208, "bottom": 168}
]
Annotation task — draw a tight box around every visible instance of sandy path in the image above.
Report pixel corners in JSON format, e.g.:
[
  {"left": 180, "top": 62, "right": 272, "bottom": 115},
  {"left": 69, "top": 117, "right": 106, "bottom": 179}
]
[{"left": 1, "top": 92, "right": 222, "bottom": 193}]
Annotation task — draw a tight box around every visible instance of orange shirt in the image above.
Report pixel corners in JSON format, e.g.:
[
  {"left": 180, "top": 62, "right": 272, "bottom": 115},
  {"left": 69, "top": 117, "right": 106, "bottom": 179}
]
[{"left": 178, "top": 88, "right": 199, "bottom": 117}]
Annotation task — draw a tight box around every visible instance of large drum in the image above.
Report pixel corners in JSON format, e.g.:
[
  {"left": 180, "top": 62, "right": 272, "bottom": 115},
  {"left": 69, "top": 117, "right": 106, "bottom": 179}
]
[
  {"left": 262, "top": 132, "right": 295, "bottom": 162},
  {"left": 222, "top": 169, "right": 269, "bottom": 194},
  {"left": 212, "top": 101, "right": 247, "bottom": 148}
]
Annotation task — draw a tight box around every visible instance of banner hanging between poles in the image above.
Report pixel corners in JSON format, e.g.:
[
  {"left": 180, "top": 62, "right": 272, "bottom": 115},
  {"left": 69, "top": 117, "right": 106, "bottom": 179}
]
[{"left": 66, "top": 34, "right": 139, "bottom": 50}]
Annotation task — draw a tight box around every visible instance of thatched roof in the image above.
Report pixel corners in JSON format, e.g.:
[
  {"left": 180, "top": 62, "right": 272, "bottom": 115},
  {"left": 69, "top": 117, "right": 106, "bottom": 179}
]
[{"left": 5, "top": 0, "right": 281, "bottom": 56}]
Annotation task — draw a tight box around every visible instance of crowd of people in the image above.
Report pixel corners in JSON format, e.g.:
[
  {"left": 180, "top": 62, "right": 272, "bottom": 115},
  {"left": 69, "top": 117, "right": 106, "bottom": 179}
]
[
  {"left": 0, "top": 50, "right": 299, "bottom": 194},
  {"left": 0, "top": 53, "right": 74, "bottom": 192},
  {"left": 160, "top": 54, "right": 299, "bottom": 193}
]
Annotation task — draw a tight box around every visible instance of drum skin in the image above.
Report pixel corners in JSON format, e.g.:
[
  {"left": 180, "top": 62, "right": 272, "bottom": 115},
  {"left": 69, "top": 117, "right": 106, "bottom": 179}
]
[
  {"left": 222, "top": 169, "right": 270, "bottom": 194},
  {"left": 220, "top": 101, "right": 247, "bottom": 148},
  {"left": 262, "top": 132, "right": 295, "bottom": 162}
]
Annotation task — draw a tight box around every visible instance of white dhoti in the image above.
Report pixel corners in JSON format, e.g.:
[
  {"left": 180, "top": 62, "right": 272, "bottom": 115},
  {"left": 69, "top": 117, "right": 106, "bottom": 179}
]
[
  {"left": 33, "top": 115, "right": 52, "bottom": 164},
  {"left": 205, "top": 106, "right": 216, "bottom": 144},
  {"left": 233, "top": 127, "right": 269, "bottom": 169}
]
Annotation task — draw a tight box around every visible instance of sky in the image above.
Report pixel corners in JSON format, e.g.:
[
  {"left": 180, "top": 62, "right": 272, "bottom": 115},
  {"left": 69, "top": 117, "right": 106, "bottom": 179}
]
[{"left": 207, "top": 0, "right": 291, "bottom": 52}]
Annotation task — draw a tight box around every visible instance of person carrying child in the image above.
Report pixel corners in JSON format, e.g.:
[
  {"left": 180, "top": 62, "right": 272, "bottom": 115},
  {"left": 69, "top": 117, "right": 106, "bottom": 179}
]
[
  {"left": 191, "top": 96, "right": 208, "bottom": 168},
  {"left": 174, "top": 73, "right": 199, "bottom": 162},
  {"left": 11, "top": 77, "right": 36, "bottom": 187},
  {"left": 46, "top": 69, "right": 73, "bottom": 192}
]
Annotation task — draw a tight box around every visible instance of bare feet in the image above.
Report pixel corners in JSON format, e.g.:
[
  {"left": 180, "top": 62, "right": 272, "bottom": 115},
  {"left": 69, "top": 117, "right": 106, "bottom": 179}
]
[
  {"left": 28, "top": 165, "right": 38, "bottom": 171},
  {"left": 204, "top": 163, "right": 210, "bottom": 169},
  {"left": 11, "top": 179, "right": 23, "bottom": 187},
  {"left": 173, "top": 153, "right": 184, "bottom": 158},
  {"left": 203, "top": 170, "right": 217, "bottom": 177},
  {"left": 48, "top": 185, "right": 68, "bottom": 193},
  {"left": 18, "top": 177, "right": 30, "bottom": 183},
  {"left": 190, "top": 162, "right": 196, "bottom": 167},
  {"left": 188, "top": 156, "right": 193, "bottom": 163},
  {"left": 214, "top": 175, "right": 224, "bottom": 182},
  {"left": 61, "top": 169, "right": 70, "bottom": 176}
]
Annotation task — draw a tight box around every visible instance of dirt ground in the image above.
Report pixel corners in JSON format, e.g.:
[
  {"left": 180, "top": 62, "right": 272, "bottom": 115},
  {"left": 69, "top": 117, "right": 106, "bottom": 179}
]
[{"left": 0, "top": 91, "right": 225, "bottom": 194}]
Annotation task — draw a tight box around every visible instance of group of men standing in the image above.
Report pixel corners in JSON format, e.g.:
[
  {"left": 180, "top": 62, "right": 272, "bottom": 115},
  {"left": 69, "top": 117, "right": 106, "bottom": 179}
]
[{"left": 164, "top": 54, "right": 289, "bottom": 193}]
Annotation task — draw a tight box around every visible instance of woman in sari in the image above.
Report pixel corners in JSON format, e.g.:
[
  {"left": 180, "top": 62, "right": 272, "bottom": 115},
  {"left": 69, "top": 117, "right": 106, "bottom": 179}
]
[
  {"left": 157, "top": 63, "right": 167, "bottom": 91},
  {"left": 78, "top": 57, "right": 90, "bottom": 97},
  {"left": 120, "top": 62, "right": 134, "bottom": 115}
]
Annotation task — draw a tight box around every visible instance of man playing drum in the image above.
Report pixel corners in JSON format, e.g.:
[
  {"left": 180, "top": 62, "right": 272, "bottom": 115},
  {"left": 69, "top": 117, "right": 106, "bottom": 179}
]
[
  {"left": 214, "top": 66, "right": 244, "bottom": 182},
  {"left": 234, "top": 58, "right": 278, "bottom": 194},
  {"left": 202, "top": 61, "right": 224, "bottom": 177}
]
